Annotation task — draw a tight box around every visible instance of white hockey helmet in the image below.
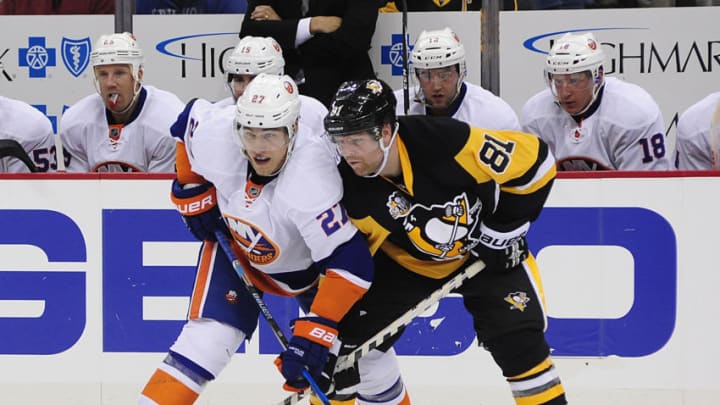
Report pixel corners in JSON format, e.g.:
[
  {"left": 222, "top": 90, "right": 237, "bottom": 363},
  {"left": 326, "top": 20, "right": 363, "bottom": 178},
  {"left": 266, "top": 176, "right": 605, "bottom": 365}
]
[
  {"left": 234, "top": 73, "right": 300, "bottom": 168},
  {"left": 410, "top": 28, "right": 466, "bottom": 77},
  {"left": 90, "top": 32, "right": 144, "bottom": 81},
  {"left": 545, "top": 32, "right": 606, "bottom": 114},
  {"left": 545, "top": 32, "right": 604, "bottom": 76},
  {"left": 410, "top": 28, "right": 466, "bottom": 106},
  {"left": 224, "top": 36, "right": 285, "bottom": 79}
]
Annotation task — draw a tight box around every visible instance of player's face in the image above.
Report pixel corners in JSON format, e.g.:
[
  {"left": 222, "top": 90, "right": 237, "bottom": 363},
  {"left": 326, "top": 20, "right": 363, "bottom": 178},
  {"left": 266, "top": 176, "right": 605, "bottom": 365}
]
[
  {"left": 416, "top": 66, "right": 460, "bottom": 110},
  {"left": 94, "top": 64, "right": 139, "bottom": 113},
  {"left": 230, "top": 74, "right": 255, "bottom": 100},
  {"left": 240, "top": 127, "right": 290, "bottom": 176},
  {"left": 549, "top": 71, "right": 594, "bottom": 116},
  {"left": 331, "top": 131, "right": 383, "bottom": 176}
]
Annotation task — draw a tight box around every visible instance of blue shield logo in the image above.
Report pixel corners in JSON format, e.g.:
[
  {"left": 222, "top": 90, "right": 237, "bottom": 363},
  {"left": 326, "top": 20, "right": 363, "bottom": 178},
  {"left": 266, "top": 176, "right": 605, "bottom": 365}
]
[{"left": 61, "top": 37, "right": 91, "bottom": 78}]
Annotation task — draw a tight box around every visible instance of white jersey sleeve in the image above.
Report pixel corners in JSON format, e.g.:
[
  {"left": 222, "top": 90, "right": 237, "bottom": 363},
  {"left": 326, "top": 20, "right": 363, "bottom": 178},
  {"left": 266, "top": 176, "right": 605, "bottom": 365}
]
[
  {"left": 675, "top": 92, "right": 720, "bottom": 170},
  {"left": 276, "top": 125, "right": 354, "bottom": 263},
  {"left": 214, "top": 96, "right": 235, "bottom": 108},
  {"left": 0, "top": 96, "right": 56, "bottom": 173},
  {"left": 299, "top": 94, "right": 328, "bottom": 135},
  {"left": 59, "top": 86, "right": 183, "bottom": 173},
  {"left": 394, "top": 82, "right": 520, "bottom": 131},
  {"left": 521, "top": 77, "right": 670, "bottom": 171}
]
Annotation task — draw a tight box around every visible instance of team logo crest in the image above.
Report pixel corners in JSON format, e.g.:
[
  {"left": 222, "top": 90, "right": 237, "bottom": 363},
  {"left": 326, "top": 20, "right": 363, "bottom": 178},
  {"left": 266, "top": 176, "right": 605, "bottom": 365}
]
[
  {"left": 504, "top": 291, "right": 531, "bottom": 311},
  {"left": 226, "top": 215, "right": 280, "bottom": 265},
  {"left": 92, "top": 161, "right": 143, "bottom": 172},
  {"left": 387, "top": 191, "right": 411, "bottom": 219},
  {"left": 365, "top": 80, "right": 383, "bottom": 94},
  {"left": 108, "top": 124, "right": 123, "bottom": 142},
  {"left": 225, "top": 290, "right": 239, "bottom": 304},
  {"left": 61, "top": 37, "right": 91, "bottom": 77},
  {"left": 392, "top": 192, "right": 482, "bottom": 260}
]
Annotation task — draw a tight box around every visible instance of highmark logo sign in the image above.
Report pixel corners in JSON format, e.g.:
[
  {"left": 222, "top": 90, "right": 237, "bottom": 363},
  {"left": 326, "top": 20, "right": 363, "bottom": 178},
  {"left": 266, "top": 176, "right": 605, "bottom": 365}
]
[
  {"left": 523, "top": 27, "right": 720, "bottom": 74},
  {"left": 155, "top": 32, "right": 238, "bottom": 79}
]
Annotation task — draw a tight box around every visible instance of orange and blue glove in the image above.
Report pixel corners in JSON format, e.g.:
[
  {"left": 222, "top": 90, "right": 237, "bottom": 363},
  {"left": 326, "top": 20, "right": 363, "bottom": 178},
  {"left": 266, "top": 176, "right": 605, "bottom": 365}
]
[{"left": 275, "top": 316, "right": 338, "bottom": 393}]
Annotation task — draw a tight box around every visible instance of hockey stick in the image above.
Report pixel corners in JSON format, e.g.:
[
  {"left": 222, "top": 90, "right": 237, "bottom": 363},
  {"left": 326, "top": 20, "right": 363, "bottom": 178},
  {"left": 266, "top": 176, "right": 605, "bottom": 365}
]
[
  {"left": 0, "top": 139, "right": 39, "bottom": 172},
  {"left": 279, "top": 258, "right": 486, "bottom": 405},
  {"left": 214, "top": 231, "right": 331, "bottom": 405},
  {"left": 400, "top": 0, "right": 409, "bottom": 115},
  {"left": 710, "top": 98, "right": 720, "bottom": 169}
]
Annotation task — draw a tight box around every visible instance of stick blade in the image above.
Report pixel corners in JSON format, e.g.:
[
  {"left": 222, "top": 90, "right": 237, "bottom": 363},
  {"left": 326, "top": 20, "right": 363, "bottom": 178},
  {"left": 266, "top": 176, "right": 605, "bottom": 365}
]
[{"left": 0, "top": 139, "right": 39, "bottom": 172}]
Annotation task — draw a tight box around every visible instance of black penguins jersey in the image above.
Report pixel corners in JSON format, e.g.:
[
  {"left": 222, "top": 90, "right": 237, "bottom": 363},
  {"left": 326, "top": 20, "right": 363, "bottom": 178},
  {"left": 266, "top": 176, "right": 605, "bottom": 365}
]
[{"left": 339, "top": 115, "right": 556, "bottom": 279}]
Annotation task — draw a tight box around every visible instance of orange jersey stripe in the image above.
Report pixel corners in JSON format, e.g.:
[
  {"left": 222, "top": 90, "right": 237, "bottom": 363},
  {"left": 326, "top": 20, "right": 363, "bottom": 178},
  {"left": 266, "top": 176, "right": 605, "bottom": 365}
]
[
  {"left": 175, "top": 142, "right": 205, "bottom": 185},
  {"left": 229, "top": 241, "right": 296, "bottom": 297},
  {"left": 310, "top": 270, "right": 368, "bottom": 322},
  {"left": 189, "top": 241, "right": 215, "bottom": 319},
  {"left": 141, "top": 369, "right": 199, "bottom": 405}
]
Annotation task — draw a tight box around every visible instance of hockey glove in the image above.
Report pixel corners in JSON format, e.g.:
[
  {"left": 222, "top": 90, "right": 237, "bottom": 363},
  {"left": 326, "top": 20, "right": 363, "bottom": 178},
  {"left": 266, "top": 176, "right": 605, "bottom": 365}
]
[
  {"left": 170, "top": 179, "right": 227, "bottom": 241},
  {"left": 472, "top": 222, "right": 529, "bottom": 271},
  {"left": 275, "top": 317, "right": 338, "bottom": 393}
]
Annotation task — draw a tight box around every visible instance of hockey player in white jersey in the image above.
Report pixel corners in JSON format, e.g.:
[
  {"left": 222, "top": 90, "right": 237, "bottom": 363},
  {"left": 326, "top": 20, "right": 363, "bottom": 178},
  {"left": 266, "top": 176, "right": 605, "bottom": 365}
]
[
  {"left": 0, "top": 96, "right": 57, "bottom": 172},
  {"left": 58, "top": 32, "right": 183, "bottom": 172},
  {"left": 521, "top": 32, "right": 670, "bottom": 171},
  {"left": 675, "top": 92, "right": 720, "bottom": 170},
  {"left": 139, "top": 74, "right": 373, "bottom": 405},
  {"left": 395, "top": 27, "right": 520, "bottom": 131},
  {"left": 217, "top": 36, "right": 327, "bottom": 136}
]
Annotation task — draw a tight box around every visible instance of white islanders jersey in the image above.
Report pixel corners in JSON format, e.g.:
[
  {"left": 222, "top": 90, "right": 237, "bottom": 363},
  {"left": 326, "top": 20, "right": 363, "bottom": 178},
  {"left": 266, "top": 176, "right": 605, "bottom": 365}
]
[
  {"left": 395, "top": 82, "right": 521, "bottom": 131},
  {"left": 0, "top": 96, "right": 56, "bottom": 173},
  {"left": 675, "top": 92, "right": 720, "bottom": 170},
  {"left": 521, "top": 77, "right": 670, "bottom": 171},
  {"left": 180, "top": 100, "right": 355, "bottom": 286},
  {"left": 59, "top": 86, "right": 183, "bottom": 172}
]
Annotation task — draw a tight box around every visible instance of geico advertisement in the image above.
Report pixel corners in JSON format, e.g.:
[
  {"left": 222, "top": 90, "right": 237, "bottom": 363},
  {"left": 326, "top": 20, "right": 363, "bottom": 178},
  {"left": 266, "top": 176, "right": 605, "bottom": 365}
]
[
  {"left": 0, "top": 175, "right": 717, "bottom": 401},
  {"left": 499, "top": 6, "right": 720, "bottom": 154}
]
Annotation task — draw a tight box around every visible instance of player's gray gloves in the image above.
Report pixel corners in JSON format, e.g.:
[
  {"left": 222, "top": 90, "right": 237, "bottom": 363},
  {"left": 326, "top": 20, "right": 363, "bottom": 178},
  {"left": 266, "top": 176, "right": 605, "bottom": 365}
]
[{"left": 471, "top": 222, "right": 529, "bottom": 270}]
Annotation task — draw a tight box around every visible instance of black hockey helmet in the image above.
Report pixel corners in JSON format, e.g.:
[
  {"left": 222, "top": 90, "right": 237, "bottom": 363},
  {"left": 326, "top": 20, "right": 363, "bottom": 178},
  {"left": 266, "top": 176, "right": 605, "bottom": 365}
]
[{"left": 324, "top": 79, "right": 397, "bottom": 137}]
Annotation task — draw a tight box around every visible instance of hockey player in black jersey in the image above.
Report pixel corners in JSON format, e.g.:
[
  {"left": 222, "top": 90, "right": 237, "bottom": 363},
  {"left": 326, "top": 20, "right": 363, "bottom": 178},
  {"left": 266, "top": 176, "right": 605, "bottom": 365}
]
[{"left": 322, "top": 78, "right": 567, "bottom": 405}]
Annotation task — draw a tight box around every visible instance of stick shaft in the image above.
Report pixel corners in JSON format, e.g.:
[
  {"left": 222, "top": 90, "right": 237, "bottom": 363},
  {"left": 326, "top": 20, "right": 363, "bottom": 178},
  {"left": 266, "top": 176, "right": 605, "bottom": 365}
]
[
  {"left": 278, "top": 259, "right": 485, "bottom": 405},
  {"left": 214, "top": 232, "right": 330, "bottom": 405}
]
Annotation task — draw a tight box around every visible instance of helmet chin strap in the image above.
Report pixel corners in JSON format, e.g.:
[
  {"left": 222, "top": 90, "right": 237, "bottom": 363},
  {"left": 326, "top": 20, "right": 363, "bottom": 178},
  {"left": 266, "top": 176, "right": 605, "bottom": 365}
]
[
  {"left": 364, "top": 122, "right": 399, "bottom": 178},
  {"left": 564, "top": 79, "right": 604, "bottom": 118}
]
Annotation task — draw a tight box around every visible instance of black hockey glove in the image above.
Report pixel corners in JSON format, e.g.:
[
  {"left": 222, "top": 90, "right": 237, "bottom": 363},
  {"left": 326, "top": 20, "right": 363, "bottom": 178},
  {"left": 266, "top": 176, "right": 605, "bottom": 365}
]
[
  {"left": 472, "top": 222, "right": 529, "bottom": 271},
  {"left": 315, "top": 353, "right": 359, "bottom": 401}
]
